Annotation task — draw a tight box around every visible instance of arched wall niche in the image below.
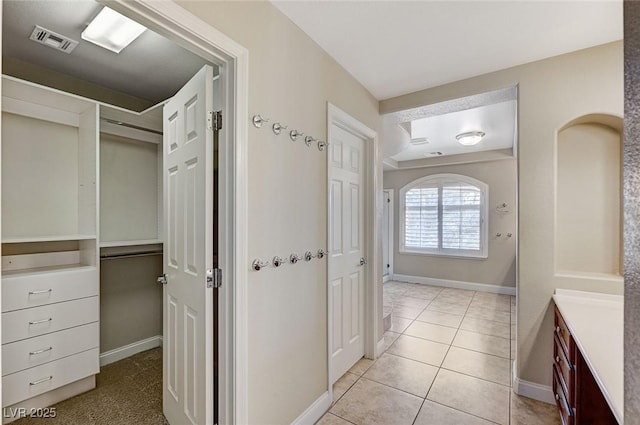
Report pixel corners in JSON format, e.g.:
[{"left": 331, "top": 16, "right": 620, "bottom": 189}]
[{"left": 555, "top": 113, "right": 623, "bottom": 276}]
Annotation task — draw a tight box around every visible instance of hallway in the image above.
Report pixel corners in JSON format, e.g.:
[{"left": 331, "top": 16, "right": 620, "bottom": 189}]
[{"left": 318, "top": 281, "right": 560, "bottom": 425}]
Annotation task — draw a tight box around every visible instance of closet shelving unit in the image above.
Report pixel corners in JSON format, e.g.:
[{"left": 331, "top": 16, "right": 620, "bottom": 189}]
[
  {"left": 1, "top": 76, "right": 100, "bottom": 409},
  {"left": 1, "top": 75, "right": 164, "bottom": 414}
]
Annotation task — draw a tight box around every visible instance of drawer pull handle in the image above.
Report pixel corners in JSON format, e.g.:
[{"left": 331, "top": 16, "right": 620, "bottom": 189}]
[
  {"left": 28, "top": 318, "right": 52, "bottom": 325},
  {"left": 29, "top": 376, "right": 53, "bottom": 386},
  {"left": 29, "top": 347, "right": 53, "bottom": 355},
  {"left": 28, "top": 289, "right": 52, "bottom": 295}
]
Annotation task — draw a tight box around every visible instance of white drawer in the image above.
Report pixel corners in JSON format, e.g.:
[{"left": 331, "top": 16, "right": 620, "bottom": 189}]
[
  {"left": 2, "top": 348, "right": 99, "bottom": 407},
  {"left": 2, "top": 267, "right": 98, "bottom": 312},
  {"left": 2, "top": 322, "right": 99, "bottom": 376},
  {"left": 2, "top": 297, "right": 98, "bottom": 344}
]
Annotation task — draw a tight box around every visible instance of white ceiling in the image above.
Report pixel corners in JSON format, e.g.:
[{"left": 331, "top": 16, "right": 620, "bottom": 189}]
[
  {"left": 2, "top": 0, "right": 209, "bottom": 105},
  {"left": 272, "top": 0, "right": 623, "bottom": 100},
  {"left": 391, "top": 100, "right": 516, "bottom": 162}
]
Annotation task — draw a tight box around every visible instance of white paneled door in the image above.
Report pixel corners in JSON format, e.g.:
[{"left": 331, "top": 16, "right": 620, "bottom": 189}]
[
  {"left": 163, "top": 65, "right": 215, "bottom": 425},
  {"left": 329, "top": 124, "right": 366, "bottom": 383}
]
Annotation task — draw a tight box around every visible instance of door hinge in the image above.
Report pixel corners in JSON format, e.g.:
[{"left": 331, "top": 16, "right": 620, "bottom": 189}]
[
  {"left": 206, "top": 268, "right": 223, "bottom": 289},
  {"left": 207, "top": 110, "right": 222, "bottom": 131}
]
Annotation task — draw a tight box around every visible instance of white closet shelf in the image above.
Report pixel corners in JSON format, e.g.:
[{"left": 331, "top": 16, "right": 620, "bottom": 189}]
[
  {"left": 2, "top": 264, "right": 97, "bottom": 279},
  {"left": 2, "top": 235, "right": 97, "bottom": 244},
  {"left": 99, "top": 239, "right": 163, "bottom": 248}
]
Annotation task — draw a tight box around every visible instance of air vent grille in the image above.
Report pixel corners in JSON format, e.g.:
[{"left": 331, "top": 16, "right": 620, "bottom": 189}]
[{"left": 29, "top": 25, "right": 79, "bottom": 54}]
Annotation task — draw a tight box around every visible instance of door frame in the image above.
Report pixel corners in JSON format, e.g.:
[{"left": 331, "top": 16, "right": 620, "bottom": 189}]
[
  {"left": 106, "top": 2, "right": 249, "bottom": 424},
  {"left": 382, "top": 189, "right": 394, "bottom": 282},
  {"left": 326, "top": 103, "right": 381, "bottom": 392}
]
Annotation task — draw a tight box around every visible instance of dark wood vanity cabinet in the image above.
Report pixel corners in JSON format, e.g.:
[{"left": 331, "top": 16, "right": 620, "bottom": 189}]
[{"left": 553, "top": 306, "right": 618, "bottom": 425}]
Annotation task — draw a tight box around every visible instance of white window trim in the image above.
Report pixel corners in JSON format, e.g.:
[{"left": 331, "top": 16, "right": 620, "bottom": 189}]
[{"left": 399, "top": 173, "right": 489, "bottom": 259}]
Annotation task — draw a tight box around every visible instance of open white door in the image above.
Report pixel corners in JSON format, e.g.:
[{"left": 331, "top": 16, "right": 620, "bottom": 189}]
[
  {"left": 162, "top": 65, "right": 215, "bottom": 425},
  {"left": 329, "top": 124, "right": 366, "bottom": 383}
]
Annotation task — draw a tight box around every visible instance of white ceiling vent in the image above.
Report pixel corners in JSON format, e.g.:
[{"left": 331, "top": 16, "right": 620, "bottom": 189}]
[{"left": 29, "top": 25, "right": 79, "bottom": 54}]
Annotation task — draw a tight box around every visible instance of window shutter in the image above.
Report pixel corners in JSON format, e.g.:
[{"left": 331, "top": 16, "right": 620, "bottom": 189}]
[
  {"left": 442, "top": 183, "right": 481, "bottom": 251},
  {"left": 405, "top": 186, "right": 438, "bottom": 249}
]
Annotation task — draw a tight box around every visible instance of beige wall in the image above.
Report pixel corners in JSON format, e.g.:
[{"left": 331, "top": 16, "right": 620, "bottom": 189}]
[
  {"left": 384, "top": 159, "right": 517, "bottom": 288},
  {"left": 99, "top": 255, "right": 163, "bottom": 352},
  {"left": 175, "top": 2, "right": 382, "bottom": 424},
  {"left": 381, "top": 41, "right": 623, "bottom": 388},
  {"left": 556, "top": 122, "right": 622, "bottom": 275}
]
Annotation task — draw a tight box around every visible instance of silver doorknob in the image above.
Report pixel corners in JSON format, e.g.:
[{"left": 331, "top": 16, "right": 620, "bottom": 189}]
[
  {"left": 157, "top": 274, "right": 168, "bottom": 285},
  {"left": 359, "top": 257, "right": 367, "bottom": 266}
]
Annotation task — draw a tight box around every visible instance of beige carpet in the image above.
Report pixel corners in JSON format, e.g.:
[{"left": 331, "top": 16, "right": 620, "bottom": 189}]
[{"left": 13, "top": 348, "right": 167, "bottom": 425}]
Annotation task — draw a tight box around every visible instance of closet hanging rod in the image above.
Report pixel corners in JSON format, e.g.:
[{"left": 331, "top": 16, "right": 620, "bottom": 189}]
[
  {"left": 100, "top": 250, "right": 162, "bottom": 260},
  {"left": 101, "top": 118, "right": 163, "bottom": 135}
]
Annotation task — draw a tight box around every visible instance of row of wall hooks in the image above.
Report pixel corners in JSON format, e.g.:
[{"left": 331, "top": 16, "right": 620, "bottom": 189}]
[
  {"left": 252, "top": 249, "right": 327, "bottom": 271},
  {"left": 252, "top": 114, "right": 328, "bottom": 151}
]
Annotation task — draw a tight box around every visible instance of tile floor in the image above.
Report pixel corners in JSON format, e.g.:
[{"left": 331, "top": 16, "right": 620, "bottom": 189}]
[{"left": 318, "top": 281, "right": 560, "bottom": 425}]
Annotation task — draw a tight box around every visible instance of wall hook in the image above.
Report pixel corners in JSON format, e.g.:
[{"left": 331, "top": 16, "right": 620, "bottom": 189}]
[
  {"left": 317, "top": 140, "right": 328, "bottom": 151},
  {"left": 252, "top": 259, "right": 270, "bottom": 271},
  {"left": 272, "top": 122, "right": 288, "bottom": 135},
  {"left": 290, "top": 129, "right": 304, "bottom": 141},
  {"left": 304, "top": 136, "right": 316, "bottom": 147},
  {"left": 272, "top": 256, "right": 286, "bottom": 267},
  {"left": 289, "top": 253, "right": 301, "bottom": 264},
  {"left": 252, "top": 114, "right": 270, "bottom": 128}
]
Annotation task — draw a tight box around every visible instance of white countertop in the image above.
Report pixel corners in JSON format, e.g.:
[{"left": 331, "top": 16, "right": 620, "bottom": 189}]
[{"left": 553, "top": 289, "right": 623, "bottom": 424}]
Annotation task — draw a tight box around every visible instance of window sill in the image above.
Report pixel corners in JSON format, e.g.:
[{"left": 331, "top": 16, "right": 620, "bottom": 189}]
[{"left": 399, "top": 249, "right": 487, "bottom": 260}]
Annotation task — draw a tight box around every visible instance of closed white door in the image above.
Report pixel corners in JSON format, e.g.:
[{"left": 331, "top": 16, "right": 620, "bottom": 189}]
[
  {"left": 382, "top": 190, "right": 391, "bottom": 278},
  {"left": 162, "top": 65, "right": 215, "bottom": 425},
  {"left": 329, "top": 124, "right": 366, "bottom": 383}
]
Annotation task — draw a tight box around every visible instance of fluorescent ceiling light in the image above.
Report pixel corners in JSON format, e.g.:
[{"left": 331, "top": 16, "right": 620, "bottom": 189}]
[
  {"left": 456, "top": 131, "right": 485, "bottom": 146},
  {"left": 81, "top": 7, "right": 146, "bottom": 53}
]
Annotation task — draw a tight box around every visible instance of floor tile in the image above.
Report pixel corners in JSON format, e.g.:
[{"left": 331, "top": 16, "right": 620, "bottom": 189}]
[
  {"left": 426, "top": 299, "right": 469, "bottom": 315},
  {"left": 402, "top": 286, "right": 442, "bottom": 300},
  {"left": 404, "top": 321, "right": 457, "bottom": 344},
  {"left": 392, "top": 304, "right": 425, "bottom": 320},
  {"left": 416, "top": 309, "right": 464, "bottom": 328},
  {"left": 333, "top": 372, "right": 359, "bottom": 403},
  {"left": 380, "top": 331, "right": 401, "bottom": 353},
  {"left": 363, "top": 353, "right": 438, "bottom": 397},
  {"left": 386, "top": 335, "right": 449, "bottom": 367},
  {"left": 316, "top": 413, "right": 354, "bottom": 425},
  {"left": 330, "top": 378, "right": 423, "bottom": 425},
  {"left": 414, "top": 400, "right": 495, "bottom": 425},
  {"left": 469, "top": 297, "right": 511, "bottom": 313},
  {"left": 460, "top": 316, "right": 510, "bottom": 339},
  {"left": 390, "top": 316, "right": 413, "bottom": 333},
  {"left": 453, "top": 330, "right": 511, "bottom": 358},
  {"left": 440, "top": 288, "right": 476, "bottom": 298},
  {"left": 442, "top": 346, "right": 511, "bottom": 386},
  {"left": 348, "top": 357, "right": 375, "bottom": 376},
  {"left": 393, "top": 296, "right": 431, "bottom": 309},
  {"left": 427, "top": 369, "right": 510, "bottom": 425},
  {"left": 465, "top": 305, "right": 511, "bottom": 324},
  {"left": 511, "top": 392, "right": 561, "bottom": 425}
]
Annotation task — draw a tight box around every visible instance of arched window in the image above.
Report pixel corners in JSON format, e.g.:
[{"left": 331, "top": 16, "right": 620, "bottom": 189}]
[{"left": 400, "top": 174, "right": 488, "bottom": 258}]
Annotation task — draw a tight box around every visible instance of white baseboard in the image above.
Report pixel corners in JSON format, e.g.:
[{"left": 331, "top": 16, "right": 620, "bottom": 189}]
[
  {"left": 291, "top": 391, "right": 331, "bottom": 425},
  {"left": 99, "top": 335, "right": 163, "bottom": 367},
  {"left": 512, "top": 361, "right": 554, "bottom": 404},
  {"left": 382, "top": 274, "right": 391, "bottom": 283},
  {"left": 392, "top": 274, "right": 516, "bottom": 296}
]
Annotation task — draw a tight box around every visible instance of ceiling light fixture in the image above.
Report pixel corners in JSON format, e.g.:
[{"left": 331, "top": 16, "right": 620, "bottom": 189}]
[
  {"left": 456, "top": 131, "right": 485, "bottom": 146},
  {"left": 81, "top": 7, "right": 146, "bottom": 53}
]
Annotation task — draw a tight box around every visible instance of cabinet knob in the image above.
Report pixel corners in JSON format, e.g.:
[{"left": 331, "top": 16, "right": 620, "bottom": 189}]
[
  {"left": 556, "top": 326, "right": 561, "bottom": 333},
  {"left": 555, "top": 393, "right": 560, "bottom": 401},
  {"left": 555, "top": 356, "right": 560, "bottom": 363}
]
